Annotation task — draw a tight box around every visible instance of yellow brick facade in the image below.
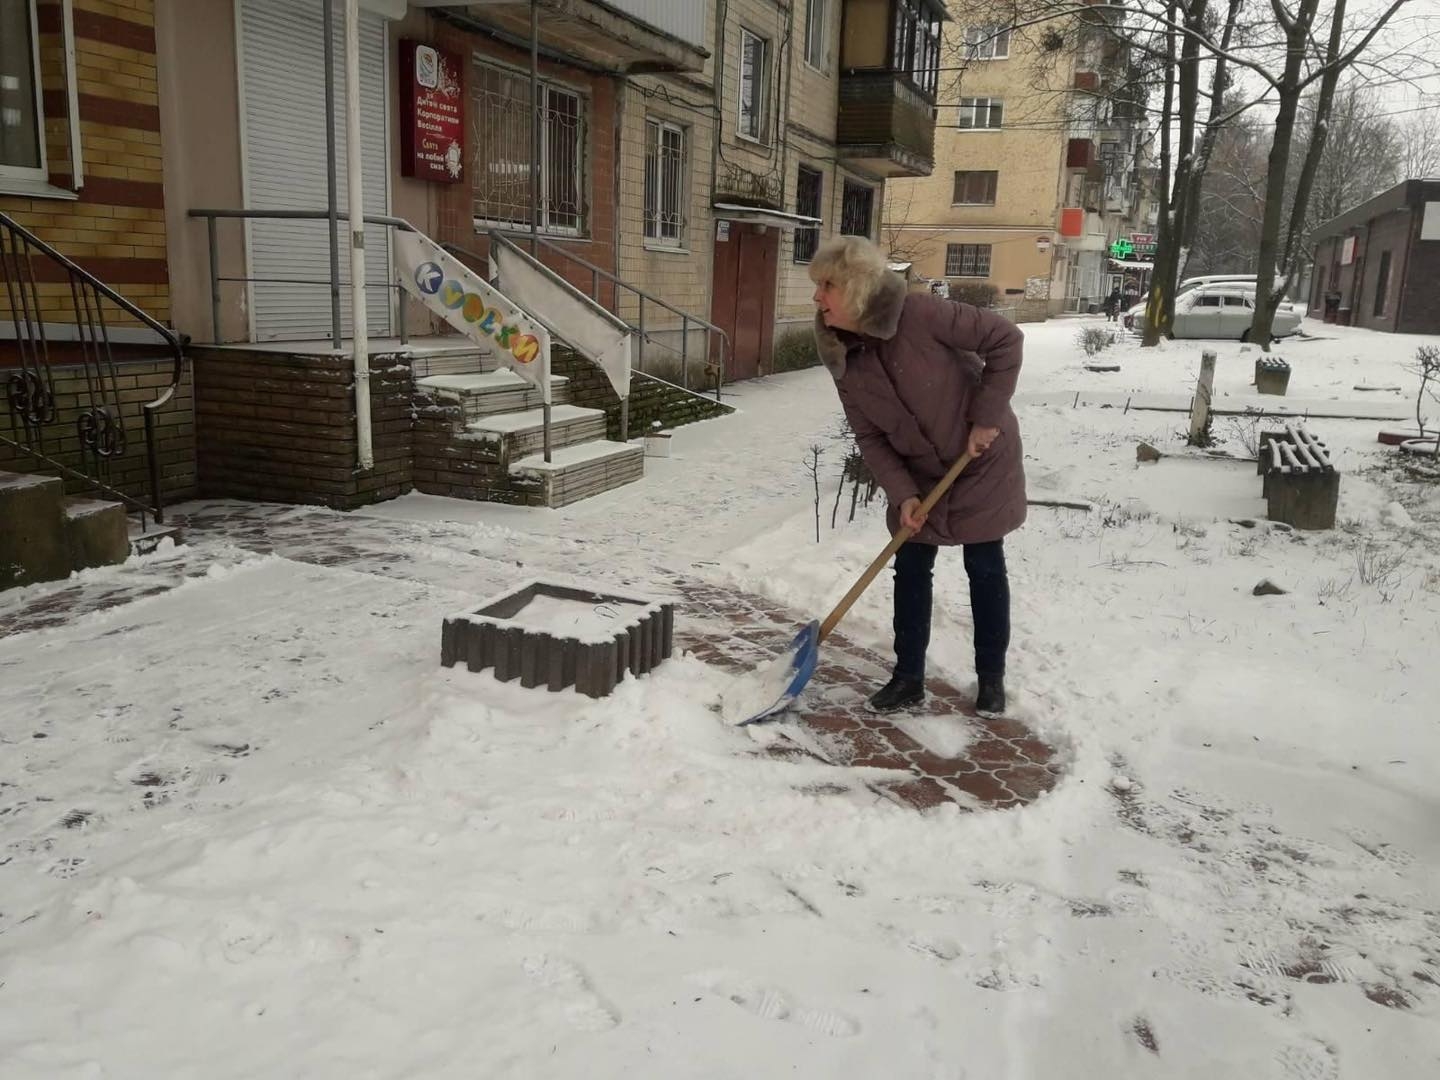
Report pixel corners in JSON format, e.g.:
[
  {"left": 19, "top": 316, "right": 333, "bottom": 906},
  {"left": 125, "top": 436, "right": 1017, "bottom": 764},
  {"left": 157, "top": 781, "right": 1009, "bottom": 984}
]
[
  {"left": 1, "top": 0, "right": 170, "bottom": 329},
  {"left": 883, "top": 19, "right": 1070, "bottom": 312}
]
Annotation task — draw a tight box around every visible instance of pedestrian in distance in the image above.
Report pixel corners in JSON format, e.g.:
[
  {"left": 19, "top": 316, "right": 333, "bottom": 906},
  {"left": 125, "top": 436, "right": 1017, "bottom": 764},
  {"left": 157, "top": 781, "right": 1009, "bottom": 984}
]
[
  {"left": 808, "top": 235, "right": 1025, "bottom": 717},
  {"left": 1105, "top": 285, "right": 1122, "bottom": 321}
]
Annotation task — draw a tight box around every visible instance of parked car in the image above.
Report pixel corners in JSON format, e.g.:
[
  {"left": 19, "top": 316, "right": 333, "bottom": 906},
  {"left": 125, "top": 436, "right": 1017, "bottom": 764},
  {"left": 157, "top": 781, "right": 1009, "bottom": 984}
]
[{"left": 1124, "top": 285, "right": 1298, "bottom": 338}]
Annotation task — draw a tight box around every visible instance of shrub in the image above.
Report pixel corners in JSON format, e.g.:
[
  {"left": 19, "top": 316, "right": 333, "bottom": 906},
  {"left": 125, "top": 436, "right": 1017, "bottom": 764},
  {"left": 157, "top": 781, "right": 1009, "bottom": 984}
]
[
  {"left": 949, "top": 282, "right": 999, "bottom": 308},
  {"left": 1076, "top": 326, "right": 1115, "bottom": 357},
  {"left": 770, "top": 329, "right": 820, "bottom": 373}
]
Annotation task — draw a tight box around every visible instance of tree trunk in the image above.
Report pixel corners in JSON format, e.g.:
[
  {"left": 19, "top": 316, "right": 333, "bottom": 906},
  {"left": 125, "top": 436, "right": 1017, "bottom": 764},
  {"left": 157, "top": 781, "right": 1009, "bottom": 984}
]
[{"left": 1140, "top": 1, "right": 1180, "bottom": 347}]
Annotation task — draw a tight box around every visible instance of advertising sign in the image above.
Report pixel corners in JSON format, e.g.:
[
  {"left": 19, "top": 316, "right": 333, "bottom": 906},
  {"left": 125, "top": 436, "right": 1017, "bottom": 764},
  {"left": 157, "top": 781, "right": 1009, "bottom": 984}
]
[
  {"left": 399, "top": 40, "right": 464, "bottom": 183},
  {"left": 395, "top": 232, "right": 551, "bottom": 401}
]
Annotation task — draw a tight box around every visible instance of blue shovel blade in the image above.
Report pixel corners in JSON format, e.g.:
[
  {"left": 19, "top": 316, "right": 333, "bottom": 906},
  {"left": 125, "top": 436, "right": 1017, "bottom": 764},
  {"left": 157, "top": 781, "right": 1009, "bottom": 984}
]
[{"left": 737, "top": 620, "right": 821, "bottom": 726}]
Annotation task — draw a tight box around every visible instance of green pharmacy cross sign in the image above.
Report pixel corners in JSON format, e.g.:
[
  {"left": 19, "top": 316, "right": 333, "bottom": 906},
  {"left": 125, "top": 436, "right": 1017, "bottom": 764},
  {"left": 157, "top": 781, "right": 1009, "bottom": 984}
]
[{"left": 1109, "top": 239, "right": 1136, "bottom": 259}]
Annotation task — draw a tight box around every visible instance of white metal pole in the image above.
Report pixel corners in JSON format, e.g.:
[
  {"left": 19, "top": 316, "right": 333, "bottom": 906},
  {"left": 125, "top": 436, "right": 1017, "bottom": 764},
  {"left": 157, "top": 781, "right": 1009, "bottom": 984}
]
[{"left": 345, "top": 0, "right": 373, "bottom": 471}]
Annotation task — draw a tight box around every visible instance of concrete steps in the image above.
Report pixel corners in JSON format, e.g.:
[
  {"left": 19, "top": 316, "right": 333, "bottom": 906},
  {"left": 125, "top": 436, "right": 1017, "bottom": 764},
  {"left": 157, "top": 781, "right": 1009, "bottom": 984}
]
[
  {"left": 510, "top": 441, "right": 645, "bottom": 508},
  {"left": 406, "top": 344, "right": 496, "bottom": 379},
  {"left": 466, "top": 404, "right": 608, "bottom": 461},
  {"left": 417, "top": 369, "right": 571, "bottom": 419},
  {"left": 0, "top": 471, "right": 130, "bottom": 589}
]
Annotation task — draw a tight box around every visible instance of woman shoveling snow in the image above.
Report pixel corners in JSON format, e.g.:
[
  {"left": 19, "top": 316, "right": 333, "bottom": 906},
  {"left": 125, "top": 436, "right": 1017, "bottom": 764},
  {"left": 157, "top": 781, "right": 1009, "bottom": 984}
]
[{"left": 808, "top": 236, "right": 1027, "bottom": 717}]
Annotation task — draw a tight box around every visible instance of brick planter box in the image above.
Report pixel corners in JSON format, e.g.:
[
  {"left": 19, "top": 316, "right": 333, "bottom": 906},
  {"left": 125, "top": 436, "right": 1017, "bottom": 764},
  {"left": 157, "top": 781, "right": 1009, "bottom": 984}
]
[{"left": 441, "top": 580, "right": 674, "bottom": 697}]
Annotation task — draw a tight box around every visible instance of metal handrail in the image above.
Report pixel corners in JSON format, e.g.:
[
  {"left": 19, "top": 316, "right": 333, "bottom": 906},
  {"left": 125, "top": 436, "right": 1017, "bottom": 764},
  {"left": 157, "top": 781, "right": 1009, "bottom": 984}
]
[
  {"left": 1, "top": 211, "right": 183, "bottom": 523},
  {"left": 190, "top": 208, "right": 729, "bottom": 399},
  {"left": 509, "top": 232, "right": 731, "bottom": 396}
]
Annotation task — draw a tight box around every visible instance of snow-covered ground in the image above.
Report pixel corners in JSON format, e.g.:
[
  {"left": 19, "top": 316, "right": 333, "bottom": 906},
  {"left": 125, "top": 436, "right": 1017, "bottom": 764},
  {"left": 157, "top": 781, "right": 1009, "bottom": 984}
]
[{"left": 2, "top": 317, "right": 1438, "bottom": 1078}]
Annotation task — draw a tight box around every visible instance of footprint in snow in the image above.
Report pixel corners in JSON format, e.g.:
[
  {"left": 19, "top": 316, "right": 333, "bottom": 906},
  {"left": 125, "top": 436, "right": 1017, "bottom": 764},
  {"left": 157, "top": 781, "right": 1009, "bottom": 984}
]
[
  {"left": 694, "top": 971, "right": 860, "bottom": 1037},
  {"left": 523, "top": 954, "right": 619, "bottom": 1032}
]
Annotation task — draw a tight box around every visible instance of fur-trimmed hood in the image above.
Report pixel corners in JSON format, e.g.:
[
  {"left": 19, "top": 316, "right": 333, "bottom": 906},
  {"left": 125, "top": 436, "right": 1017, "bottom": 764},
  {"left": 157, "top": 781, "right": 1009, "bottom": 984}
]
[{"left": 812, "top": 270, "right": 909, "bottom": 380}]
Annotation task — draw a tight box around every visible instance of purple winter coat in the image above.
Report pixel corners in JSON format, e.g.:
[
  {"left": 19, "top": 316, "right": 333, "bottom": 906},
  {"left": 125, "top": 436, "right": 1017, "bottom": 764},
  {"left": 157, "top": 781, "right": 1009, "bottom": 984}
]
[{"left": 814, "top": 274, "right": 1026, "bottom": 545}]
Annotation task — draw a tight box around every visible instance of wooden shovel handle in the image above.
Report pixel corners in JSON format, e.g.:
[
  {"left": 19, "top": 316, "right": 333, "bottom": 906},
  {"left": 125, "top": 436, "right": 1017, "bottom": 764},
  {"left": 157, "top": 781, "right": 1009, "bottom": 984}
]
[{"left": 817, "top": 451, "right": 975, "bottom": 643}]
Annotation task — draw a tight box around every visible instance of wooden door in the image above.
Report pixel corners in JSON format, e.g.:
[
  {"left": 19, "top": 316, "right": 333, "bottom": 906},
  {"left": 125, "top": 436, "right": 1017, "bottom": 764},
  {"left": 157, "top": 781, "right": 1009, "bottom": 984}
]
[{"left": 710, "top": 221, "right": 779, "bottom": 381}]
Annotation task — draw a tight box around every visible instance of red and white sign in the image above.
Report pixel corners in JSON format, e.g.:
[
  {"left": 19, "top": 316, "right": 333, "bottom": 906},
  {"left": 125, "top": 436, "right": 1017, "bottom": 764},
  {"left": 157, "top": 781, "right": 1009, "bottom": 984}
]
[{"left": 399, "top": 40, "right": 464, "bottom": 183}]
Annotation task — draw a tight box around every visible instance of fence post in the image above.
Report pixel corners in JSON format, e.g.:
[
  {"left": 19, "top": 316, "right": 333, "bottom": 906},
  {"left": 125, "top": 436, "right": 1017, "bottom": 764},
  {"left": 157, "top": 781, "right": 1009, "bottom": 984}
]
[
  {"left": 206, "top": 215, "right": 221, "bottom": 344},
  {"left": 1189, "top": 350, "right": 1217, "bottom": 446},
  {"left": 680, "top": 314, "right": 689, "bottom": 390}
]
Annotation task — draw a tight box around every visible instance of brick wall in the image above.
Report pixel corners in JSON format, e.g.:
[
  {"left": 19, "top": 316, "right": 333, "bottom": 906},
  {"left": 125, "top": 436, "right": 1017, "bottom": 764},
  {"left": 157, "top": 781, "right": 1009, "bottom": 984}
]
[
  {"left": 1398, "top": 213, "right": 1440, "bottom": 335},
  {"left": 0, "top": 357, "right": 195, "bottom": 507},
  {"left": 410, "top": 397, "right": 545, "bottom": 506},
  {"left": 1, "top": 0, "right": 169, "bottom": 331},
  {"left": 1354, "top": 209, "right": 1412, "bottom": 332},
  {"left": 191, "top": 349, "right": 412, "bottom": 511}
]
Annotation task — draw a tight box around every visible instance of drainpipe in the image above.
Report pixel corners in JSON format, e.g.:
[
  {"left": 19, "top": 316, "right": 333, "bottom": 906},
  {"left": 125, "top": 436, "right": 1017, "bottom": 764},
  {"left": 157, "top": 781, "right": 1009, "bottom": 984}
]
[
  {"left": 344, "top": 0, "right": 373, "bottom": 470},
  {"left": 323, "top": 0, "right": 343, "bottom": 350}
]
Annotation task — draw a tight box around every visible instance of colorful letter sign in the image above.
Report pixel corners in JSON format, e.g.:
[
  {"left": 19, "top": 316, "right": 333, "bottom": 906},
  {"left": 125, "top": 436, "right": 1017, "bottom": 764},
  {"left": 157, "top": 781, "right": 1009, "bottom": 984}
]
[
  {"left": 395, "top": 232, "right": 551, "bottom": 401},
  {"left": 399, "top": 40, "right": 464, "bottom": 183}
]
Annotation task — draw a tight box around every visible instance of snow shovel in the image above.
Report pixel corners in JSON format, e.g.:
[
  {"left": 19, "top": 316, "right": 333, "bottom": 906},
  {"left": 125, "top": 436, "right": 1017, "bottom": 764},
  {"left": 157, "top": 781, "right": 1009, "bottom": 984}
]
[{"left": 734, "top": 451, "right": 975, "bottom": 725}]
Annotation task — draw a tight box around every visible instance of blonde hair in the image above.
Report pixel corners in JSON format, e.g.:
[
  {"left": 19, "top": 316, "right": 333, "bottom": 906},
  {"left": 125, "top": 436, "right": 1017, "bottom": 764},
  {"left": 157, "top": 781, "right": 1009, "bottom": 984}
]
[{"left": 807, "top": 235, "right": 894, "bottom": 322}]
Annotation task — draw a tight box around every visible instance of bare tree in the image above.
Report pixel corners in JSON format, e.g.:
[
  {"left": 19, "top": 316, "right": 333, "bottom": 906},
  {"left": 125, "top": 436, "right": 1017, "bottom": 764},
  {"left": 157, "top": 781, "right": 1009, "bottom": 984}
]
[
  {"left": 1398, "top": 110, "right": 1440, "bottom": 179},
  {"left": 1299, "top": 80, "right": 1403, "bottom": 233}
]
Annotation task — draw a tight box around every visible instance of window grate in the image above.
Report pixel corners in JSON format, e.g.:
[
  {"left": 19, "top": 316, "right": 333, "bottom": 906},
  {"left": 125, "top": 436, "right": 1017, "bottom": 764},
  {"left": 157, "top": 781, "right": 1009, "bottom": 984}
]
[
  {"left": 645, "top": 119, "right": 686, "bottom": 244},
  {"left": 794, "top": 165, "right": 823, "bottom": 262},
  {"left": 945, "top": 243, "right": 992, "bottom": 277},
  {"left": 840, "top": 180, "right": 873, "bottom": 237},
  {"left": 471, "top": 61, "right": 586, "bottom": 235}
]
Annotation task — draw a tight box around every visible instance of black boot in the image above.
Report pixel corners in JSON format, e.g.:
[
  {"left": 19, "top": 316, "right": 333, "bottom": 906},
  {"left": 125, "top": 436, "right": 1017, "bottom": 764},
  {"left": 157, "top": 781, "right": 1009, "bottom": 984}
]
[
  {"left": 867, "top": 674, "right": 925, "bottom": 714},
  {"left": 976, "top": 673, "right": 1006, "bottom": 717}
]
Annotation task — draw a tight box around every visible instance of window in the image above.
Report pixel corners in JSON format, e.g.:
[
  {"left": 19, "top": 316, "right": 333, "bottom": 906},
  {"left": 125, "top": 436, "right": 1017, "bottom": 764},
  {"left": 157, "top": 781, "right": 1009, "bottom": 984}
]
[
  {"left": 892, "top": 0, "right": 941, "bottom": 98},
  {"left": 1193, "top": 294, "right": 1222, "bottom": 307},
  {"left": 644, "top": 119, "right": 686, "bottom": 245},
  {"left": 952, "top": 170, "right": 999, "bottom": 205},
  {"left": 945, "top": 244, "right": 992, "bottom": 277},
  {"left": 1374, "top": 250, "right": 1391, "bottom": 317},
  {"left": 739, "top": 29, "right": 769, "bottom": 142},
  {"left": 804, "top": 0, "right": 828, "bottom": 71},
  {"left": 471, "top": 61, "right": 586, "bottom": 234},
  {"left": 793, "top": 165, "right": 823, "bottom": 263},
  {"left": 1222, "top": 295, "right": 1252, "bottom": 308},
  {"left": 958, "top": 97, "right": 1004, "bottom": 130},
  {"left": 965, "top": 24, "right": 1012, "bottom": 60},
  {"left": 841, "top": 180, "right": 874, "bottom": 237},
  {"left": 0, "top": 0, "right": 45, "bottom": 180}
]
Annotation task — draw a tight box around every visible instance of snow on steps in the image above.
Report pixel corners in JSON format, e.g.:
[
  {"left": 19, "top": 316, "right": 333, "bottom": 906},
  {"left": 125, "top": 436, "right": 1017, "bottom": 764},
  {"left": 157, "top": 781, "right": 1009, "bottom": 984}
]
[
  {"left": 418, "top": 369, "right": 571, "bottom": 419},
  {"left": 510, "top": 441, "right": 645, "bottom": 508},
  {"left": 406, "top": 344, "right": 496, "bottom": 379},
  {"left": 466, "top": 404, "right": 607, "bottom": 459}
]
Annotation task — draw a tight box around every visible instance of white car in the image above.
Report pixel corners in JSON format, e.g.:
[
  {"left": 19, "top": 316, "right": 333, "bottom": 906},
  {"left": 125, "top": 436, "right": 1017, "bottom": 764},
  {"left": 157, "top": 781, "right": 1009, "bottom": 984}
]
[{"left": 1124, "top": 285, "right": 1298, "bottom": 339}]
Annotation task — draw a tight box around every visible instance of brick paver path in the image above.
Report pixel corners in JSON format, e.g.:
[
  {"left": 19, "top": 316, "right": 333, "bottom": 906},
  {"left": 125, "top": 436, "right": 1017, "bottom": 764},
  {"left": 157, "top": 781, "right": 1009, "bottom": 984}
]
[{"left": 676, "top": 580, "right": 1063, "bottom": 811}]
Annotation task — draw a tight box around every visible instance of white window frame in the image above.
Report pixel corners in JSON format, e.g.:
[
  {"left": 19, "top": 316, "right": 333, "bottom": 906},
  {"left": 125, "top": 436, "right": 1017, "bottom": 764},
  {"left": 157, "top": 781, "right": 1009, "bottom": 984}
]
[
  {"left": 644, "top": 117, "right": 686, "bottom": 248},
  {"left": 958, "top": 97, "right": 1004, "bottom": 130},
  {"left": 803, "top": 0, "right": 829, "bottom": 72},
  {"left": 965, "top": 24, "right": 1012, "bottom": 61},
  {"left": 0, "top": 0, "right": 48, "bottom": 184},
  {"left": 738, "top": 28, "right": 769, "bottom": 143},
  {"left": 945, "top": 243, "right": 992, "bottom": 278}
]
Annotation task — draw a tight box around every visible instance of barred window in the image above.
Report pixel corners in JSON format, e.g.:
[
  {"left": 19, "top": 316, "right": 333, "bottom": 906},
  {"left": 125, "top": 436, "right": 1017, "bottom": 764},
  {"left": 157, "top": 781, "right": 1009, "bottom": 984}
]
[
  {"left": 958, "top": 97, "right": 1004, "bottom": 130},
  {"left": 793, "top": 165, "right": 823, "bottom": 263},
  {"left": 471, "top": 60, "right": 586, "bottom": 234},
  {"left": 945, "top": 244, "right": 991, "bottom": 277},
  {"left": 840, "top": 180, "right": 874, "bottom": 237},
  {"left": 644, "top": 119, "right": 686, "bottom": 245},
  {"left": 952, "top": 170, "right": 999, "bottom": 205}
]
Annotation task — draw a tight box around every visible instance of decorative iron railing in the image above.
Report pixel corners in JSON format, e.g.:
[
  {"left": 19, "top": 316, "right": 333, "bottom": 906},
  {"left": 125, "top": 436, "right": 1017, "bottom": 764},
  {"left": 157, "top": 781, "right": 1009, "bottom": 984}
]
[{"left": 0, "top": 212, "right": 183, "bottom": 525}]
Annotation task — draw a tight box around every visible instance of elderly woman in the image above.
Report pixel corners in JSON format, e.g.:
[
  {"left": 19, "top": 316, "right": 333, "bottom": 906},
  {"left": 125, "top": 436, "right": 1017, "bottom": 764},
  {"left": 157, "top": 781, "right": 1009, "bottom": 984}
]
[{"left": 809, "top": 236, "right": 1025, "bottom": 716}]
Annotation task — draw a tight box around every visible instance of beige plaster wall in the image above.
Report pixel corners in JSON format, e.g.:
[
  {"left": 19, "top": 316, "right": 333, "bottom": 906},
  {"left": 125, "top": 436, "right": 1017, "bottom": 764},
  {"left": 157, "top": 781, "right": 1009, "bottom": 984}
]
[{"left": 156, "top": 0, "right": 246, "bottom": 343}]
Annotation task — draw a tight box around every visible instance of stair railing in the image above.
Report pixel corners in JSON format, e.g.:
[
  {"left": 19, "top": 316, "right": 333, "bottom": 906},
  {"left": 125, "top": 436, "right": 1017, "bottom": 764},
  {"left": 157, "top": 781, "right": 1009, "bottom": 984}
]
[{"left": 1, "top": 212, "right": 183, "bottom": 525}]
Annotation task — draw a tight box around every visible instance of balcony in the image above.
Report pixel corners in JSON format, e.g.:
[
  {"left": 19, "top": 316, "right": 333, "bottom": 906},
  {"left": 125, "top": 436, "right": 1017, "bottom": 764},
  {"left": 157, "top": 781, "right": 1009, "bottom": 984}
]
[
  {"left": 422, "top": 0, "right": 708, "bottom": 73},
  {"left": 836, "top": 72, "right": 937, "bottom": 178}
]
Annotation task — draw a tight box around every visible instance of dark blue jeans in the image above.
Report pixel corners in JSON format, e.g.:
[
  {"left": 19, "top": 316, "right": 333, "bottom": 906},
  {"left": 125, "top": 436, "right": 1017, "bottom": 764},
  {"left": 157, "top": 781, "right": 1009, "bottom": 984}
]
[{"left": 892, "top": 540, "right": 1009, "bottom": 680}]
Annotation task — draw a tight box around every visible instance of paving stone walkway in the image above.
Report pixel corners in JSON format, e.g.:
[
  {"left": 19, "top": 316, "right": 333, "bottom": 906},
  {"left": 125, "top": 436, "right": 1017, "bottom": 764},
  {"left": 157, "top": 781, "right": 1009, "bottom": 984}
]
[
  {"left": 676, "top": 580, "right": 1063, "bottom": 811},
  {"left": 1, "top": 500, "right": 1065, "bottom": 813}
]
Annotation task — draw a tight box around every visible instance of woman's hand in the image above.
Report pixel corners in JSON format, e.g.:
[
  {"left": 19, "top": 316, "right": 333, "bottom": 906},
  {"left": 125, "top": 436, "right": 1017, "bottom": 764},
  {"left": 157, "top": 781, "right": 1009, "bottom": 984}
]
[
  {"left": 899, "top": 497, "right": 928, "bottom": 532},
  {"left": 968, "top": 424, "right": 1001, "bottom": 458}
]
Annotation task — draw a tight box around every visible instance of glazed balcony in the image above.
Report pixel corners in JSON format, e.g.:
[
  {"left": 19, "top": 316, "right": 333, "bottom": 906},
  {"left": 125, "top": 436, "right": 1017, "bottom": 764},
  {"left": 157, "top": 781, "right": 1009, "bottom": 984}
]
[{"left": 836, "top": 71, "right": 937, "bottom": 179}]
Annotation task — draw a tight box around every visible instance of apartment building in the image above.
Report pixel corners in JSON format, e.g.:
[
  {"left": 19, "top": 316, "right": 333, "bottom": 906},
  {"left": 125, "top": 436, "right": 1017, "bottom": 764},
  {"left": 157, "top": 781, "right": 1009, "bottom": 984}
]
[{"left": 882, "top": 1, "right": 1150, "bottom": 317}]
